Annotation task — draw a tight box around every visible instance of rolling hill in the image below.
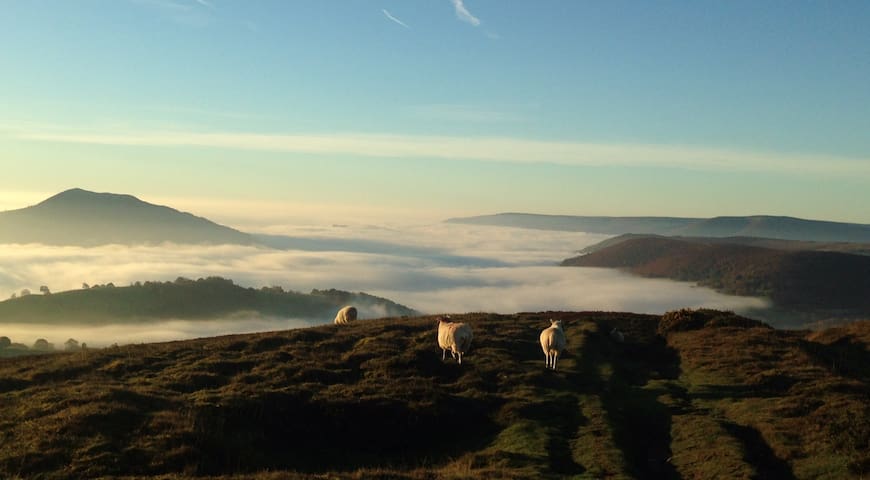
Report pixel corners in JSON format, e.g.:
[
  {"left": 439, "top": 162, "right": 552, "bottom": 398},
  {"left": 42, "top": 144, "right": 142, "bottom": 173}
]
[
  {"left": 0, "top": 276, "right": 417, "bottom": 324},
  {"left": 447, "top": 213, "right": 870, "bottom": 243},
  {"left": 575, "top": 233, "right": 870, "bottom": 257},
  {"left": 0, "top": 188, "right": 253, "bottom": 246},
  {"left": 562, "top": 236, "right": 870, "bottom": 319},
  {"left": 0, "top": 309, "right": 867, "bottom": 479}
]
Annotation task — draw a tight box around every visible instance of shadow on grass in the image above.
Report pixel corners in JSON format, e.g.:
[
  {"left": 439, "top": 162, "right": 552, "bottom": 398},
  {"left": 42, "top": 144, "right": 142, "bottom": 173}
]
[
  {"left": 721, "top": 422, "right": 797, "bottom": 480},
  {"left": 576, "top": 321, "right": 683, "bottom": 480},
  {"left": 800, "top": 336, "right": 870, "bottom": 384},
  {"left": 189, "top": 388, "right": 501, "bottom": 475},
  {"left": 690, "top": 383, "right": 794, "bottom": 400},
  {"left": 516, "top": 396, "right": 586, "bottom": 476}
]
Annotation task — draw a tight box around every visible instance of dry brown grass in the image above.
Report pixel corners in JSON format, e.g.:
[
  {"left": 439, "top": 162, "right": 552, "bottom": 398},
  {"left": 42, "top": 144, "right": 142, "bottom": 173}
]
[{"left": 1, "top": 310, "right": 868, "bottom": 479}]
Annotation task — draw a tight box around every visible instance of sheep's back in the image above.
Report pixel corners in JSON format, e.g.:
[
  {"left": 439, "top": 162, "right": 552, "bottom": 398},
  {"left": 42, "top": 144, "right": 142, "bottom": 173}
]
[
  {"left": 437, "top": 322, "right": 453, "bottom": 349},
  {"left": 452, "top": 323, "right": 473, "bottom": 352},
  {"left": 438, "top": 322, "right": 472, "bottom": 351},
  {"left": 540, "top": 326, "right": 566, "bottom": 352},
  {"left": 334, "top": 306, "right": 357, "bottom": 324}
]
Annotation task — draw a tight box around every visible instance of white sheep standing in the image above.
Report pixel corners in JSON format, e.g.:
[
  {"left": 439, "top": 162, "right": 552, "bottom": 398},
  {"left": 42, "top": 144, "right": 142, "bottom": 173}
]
[
  {"left": 334, "top": 305, "right": 358, "bottom": 325},
  {"left": 437, "top": 317, "right": 473, "bottom": 365},
  {"left": 540, "top": 319, "right": 567, "bottom": 370}
]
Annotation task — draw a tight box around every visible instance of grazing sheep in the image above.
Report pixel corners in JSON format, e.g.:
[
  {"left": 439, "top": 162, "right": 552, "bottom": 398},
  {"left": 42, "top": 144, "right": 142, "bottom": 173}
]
[
  {"left": 437, "top": 317, "right": 473, "bottom": 365},
  {"left": 334, "top": 305, "right": 358, "bottom": 325},
  {"left": 540, "top": 319, "right": 567, "bottom": 370},
  {"left": 610, "top": 327, "right": 625, "bottom": 343}
]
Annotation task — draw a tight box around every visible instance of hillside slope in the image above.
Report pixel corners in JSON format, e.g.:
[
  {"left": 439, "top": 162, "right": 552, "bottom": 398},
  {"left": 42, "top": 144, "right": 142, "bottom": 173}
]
[
  {"left": 0, "top": 188, "right": 252, "bottom": 246},
  {"left": 0, "top": 310, "right": 867, "bottom": 479},
  {"left": 562, "top": 236, "right": 870, "bottom": 315},
  {"left": 577, "top": 233, "right": 870, "bottom": 257},
  {"left": 0, "top": 277, "right": 417, "bottom": 324}
]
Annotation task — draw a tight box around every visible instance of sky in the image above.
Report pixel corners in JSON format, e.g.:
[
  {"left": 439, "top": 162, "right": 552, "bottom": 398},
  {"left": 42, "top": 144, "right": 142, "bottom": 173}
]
[{"left": 1, "top": 1, "right": 870, "bottom": 224}]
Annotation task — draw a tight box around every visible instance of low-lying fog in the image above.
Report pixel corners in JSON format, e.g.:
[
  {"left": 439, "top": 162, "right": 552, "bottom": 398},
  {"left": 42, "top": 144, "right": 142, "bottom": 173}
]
[{"left": 0, "top": 223, "right": 769, "bottom": 346}]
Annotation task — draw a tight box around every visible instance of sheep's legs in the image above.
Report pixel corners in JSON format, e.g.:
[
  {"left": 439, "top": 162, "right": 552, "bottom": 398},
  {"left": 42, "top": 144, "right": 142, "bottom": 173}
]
[
  {"left": 543, "top": 352, "right": 560, "bottom": 370},
  {"left": 458, "top": 352, "right": 462, "bottom": 365},
  {"left": 442, "top": 349, "right": 446, "bottom": 361}
]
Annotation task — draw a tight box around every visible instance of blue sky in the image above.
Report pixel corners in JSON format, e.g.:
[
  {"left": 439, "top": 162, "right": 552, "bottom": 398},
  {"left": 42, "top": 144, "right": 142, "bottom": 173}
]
[{"left": 1, "top": 1, "right": 869, "bottom": 224}]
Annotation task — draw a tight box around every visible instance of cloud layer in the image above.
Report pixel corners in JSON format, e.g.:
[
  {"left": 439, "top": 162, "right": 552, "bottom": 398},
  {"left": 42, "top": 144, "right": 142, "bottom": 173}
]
[
  {"left": 0, "top": 223, "right": 769, "bottom": 346},
  {"left": 13, "top": 129, "right": 870, "bottom": 178}
]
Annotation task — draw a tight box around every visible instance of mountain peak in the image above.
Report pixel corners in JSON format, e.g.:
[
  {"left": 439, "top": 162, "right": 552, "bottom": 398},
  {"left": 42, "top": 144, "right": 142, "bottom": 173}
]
[
  {"left": 36, "top": 188, "right": 145, "bottom": 209},
  {"left": 0, "top": 189, "right": 253, "bottom": 246}
]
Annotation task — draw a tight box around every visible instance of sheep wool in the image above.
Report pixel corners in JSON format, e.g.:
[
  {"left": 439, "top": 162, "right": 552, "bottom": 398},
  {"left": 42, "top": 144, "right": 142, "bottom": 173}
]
[
  {"left": 334, "top": 306, "right": 358, "bottom": 325},
  {"left": 540, "top": 319, "right": 567, "bottom": 370},
  {"left": 437, "top": 317, "right": 473, "bottom": 365}
]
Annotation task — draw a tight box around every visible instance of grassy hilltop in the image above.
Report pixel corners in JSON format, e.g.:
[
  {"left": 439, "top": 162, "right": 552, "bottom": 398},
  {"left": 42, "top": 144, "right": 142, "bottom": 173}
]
[{"left": 0, "top": 311, "right": 868, "bottom": 479}]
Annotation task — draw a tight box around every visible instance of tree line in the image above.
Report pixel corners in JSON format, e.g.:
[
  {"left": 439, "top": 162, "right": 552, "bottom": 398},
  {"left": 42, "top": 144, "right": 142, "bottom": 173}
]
[{"left": 0, "top": 336, "right": 86, "bottom": 357}]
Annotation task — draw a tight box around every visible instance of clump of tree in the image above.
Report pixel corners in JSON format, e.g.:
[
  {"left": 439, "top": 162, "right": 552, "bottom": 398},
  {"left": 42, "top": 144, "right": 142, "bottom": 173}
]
[
  {"left": 0, "top": 335, "right": 33, "bottom": 358},
  {"left": 32, "top": 338, "right": 54, "bottom": 351},
  {"left": 0, "top": 335, "right": 82, "bottom": 358}
]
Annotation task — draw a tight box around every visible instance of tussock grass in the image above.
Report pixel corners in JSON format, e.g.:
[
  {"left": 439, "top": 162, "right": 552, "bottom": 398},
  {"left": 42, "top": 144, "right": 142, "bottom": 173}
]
[{"left": 1, "top": 310, "right": 868, "bottom": 479}]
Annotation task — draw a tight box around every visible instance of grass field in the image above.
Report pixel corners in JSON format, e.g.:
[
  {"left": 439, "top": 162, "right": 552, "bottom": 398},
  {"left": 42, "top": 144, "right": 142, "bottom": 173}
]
[{"left": 1, "top": 310, "right": 868, "bottom": 479}]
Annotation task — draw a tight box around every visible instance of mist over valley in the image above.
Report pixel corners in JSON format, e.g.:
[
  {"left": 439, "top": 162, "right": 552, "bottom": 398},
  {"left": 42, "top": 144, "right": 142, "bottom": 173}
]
[{"left": 0, "top": 206, "right": 770, "bottom": 347}]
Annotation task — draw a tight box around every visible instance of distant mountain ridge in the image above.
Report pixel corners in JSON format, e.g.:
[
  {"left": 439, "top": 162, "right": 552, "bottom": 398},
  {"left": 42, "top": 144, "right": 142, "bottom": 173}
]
[
  {"left": 0, "top": 188, "right": 252, "bottom": 246},
  {"left": 447, "top": 212, "right": 870, "bottom": 243}
]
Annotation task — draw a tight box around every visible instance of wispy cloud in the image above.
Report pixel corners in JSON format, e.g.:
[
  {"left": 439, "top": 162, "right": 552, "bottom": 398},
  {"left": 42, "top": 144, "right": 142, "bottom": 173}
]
[
  {"left": 450, "top": 0, "right": 481, "bottom": 26},
  {"left": 193, "top": 0, "right": 213, "bottom": 7},
  {"left": 382, "top": 9, "right": 410, "bottom": 29},
  {"left": 13, "top": 128, "right": 870, "bottom": 179}
]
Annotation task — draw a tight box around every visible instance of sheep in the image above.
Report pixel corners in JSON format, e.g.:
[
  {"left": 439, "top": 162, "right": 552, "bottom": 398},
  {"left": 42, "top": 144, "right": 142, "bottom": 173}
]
[
  {"left": 437, "top": 316, "right": 473, "bottom": 365},
  {"left": 334, "top": 305, "right": 358, "bottom": 325},
  {"left": 540, "top": 319, "right": 567, "bottom": 370},
  {"left": 609, "top": 327, "right": 625, "bottom": 343}
]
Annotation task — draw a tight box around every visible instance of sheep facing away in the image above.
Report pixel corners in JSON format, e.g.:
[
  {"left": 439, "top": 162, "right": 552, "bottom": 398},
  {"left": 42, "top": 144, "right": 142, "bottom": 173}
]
[
  {"left": 334, "top": 305, "right": 358, "bottom": 325},
  {"left": 437, "top": 317, "right": 473, "bottom": 365},
  {"left": 540, "top": 319, "right": 567, "bottom": 370}
]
